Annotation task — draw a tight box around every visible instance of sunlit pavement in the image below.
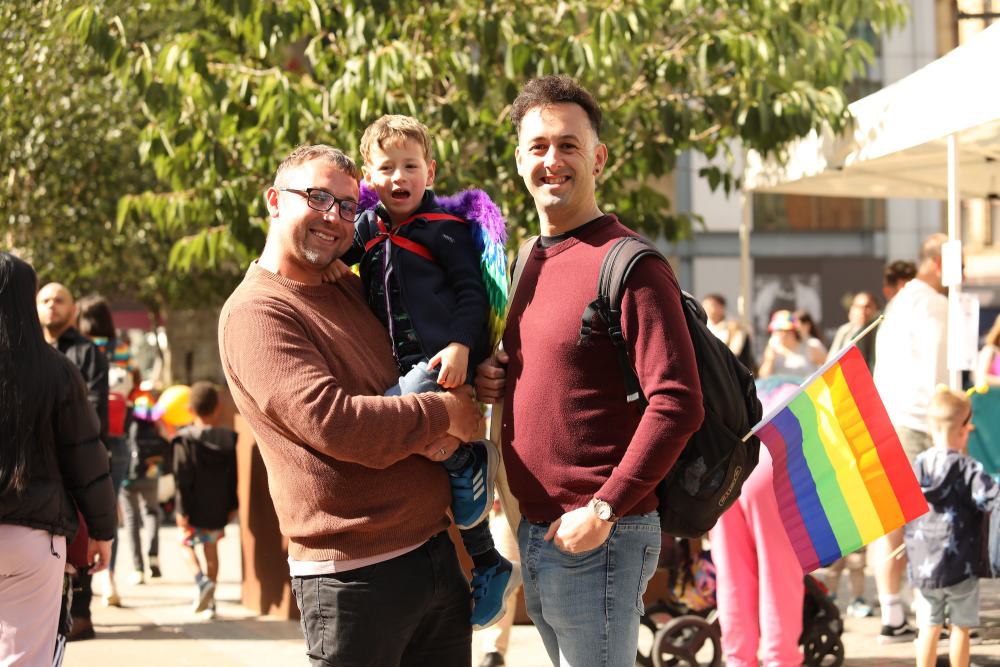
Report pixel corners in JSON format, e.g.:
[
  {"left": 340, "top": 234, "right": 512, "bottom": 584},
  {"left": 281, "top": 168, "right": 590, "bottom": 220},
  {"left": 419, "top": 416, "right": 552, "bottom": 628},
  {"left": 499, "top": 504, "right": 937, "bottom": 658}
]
[{"left": 60, "top": 523, "right": 1000, "bottom": 666}]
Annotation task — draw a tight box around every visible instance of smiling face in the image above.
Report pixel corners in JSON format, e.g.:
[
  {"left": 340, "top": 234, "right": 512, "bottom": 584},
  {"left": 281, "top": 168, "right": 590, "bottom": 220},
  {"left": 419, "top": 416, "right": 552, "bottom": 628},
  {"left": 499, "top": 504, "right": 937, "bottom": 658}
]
[
  {"left": 515, "top": 102, "right": 608, "bottom": 234},
  {"left": 362, "top": 140, "right": 436, "bottom": 226},
  {"left": 264, "top": 158, "right": 359, "bottom": 285}
]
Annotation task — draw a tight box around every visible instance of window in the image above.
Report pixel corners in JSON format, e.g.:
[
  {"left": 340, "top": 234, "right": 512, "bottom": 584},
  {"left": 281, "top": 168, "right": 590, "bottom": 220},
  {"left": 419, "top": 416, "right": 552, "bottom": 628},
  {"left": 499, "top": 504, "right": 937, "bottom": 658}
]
[{"left": 753, "top": 193, "right": 886, "bottom": 231}]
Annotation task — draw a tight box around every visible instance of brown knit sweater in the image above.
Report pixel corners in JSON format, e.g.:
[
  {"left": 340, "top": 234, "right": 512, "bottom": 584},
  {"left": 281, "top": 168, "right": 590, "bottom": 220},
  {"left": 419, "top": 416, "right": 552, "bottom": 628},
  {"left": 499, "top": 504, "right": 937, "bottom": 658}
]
[{"left": 219, "top": 262, "right": 453, "bottom": 561}]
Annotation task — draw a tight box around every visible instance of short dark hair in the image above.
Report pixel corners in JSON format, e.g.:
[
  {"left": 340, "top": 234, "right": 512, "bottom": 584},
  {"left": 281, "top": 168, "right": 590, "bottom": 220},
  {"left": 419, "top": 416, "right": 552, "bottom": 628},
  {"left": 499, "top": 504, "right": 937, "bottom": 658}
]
[
  {"left": 188, "top": 381, "right": 219, "bottom": 418},
  {"left": 856, "top": 291, "right": 882, "bottom": 309},
  {"left": 510, "top": 75, "right": 603, "bottom": 141},
  {"left": 77, "top": 295, "right": 116, "bottom": 339},
  {"left": 883, "top": 260, "right": 917, "bottom": 287},
  {"left": 703, "top": 293, "right": 726, "bottom": 308},
  {"left": 274, "top": 145, "right": 361, "bottom": 189}
]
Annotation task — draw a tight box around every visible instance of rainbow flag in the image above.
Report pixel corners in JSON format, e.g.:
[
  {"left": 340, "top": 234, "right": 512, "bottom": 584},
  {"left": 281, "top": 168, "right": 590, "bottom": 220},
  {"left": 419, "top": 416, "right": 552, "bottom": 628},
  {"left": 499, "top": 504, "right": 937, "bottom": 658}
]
[{"left": 752, "top": 344, "right": 929, "bottom": 573}]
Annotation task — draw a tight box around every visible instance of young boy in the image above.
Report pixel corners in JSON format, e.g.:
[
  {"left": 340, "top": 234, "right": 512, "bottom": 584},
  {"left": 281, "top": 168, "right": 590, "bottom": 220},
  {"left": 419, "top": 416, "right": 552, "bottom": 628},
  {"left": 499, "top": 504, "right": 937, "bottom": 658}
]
[
  {"left": 905, "top": 389, "right": 997, "bottom": 667},
  {"left": 335, "top": 114, "right": 520, "bottom": 630},
  {"left": 171, "top": 382, "right": 238, "bottom": 617}
]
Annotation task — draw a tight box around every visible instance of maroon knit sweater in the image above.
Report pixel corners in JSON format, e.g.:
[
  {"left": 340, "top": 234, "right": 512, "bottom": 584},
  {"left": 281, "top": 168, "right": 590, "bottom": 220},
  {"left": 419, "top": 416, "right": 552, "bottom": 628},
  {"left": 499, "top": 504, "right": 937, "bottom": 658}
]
[
  {"left": 219, "top": 263, "right": 452, "bottom": 561},
  {"left": 501, "top": 216, "right": 704, "bottom": 522}
]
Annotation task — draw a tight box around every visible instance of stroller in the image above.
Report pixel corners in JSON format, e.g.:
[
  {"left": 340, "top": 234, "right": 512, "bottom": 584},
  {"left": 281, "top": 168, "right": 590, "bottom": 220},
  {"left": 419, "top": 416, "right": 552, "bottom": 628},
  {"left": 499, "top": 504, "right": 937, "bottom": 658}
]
[{"left": 636, "top": 537, "right": 844, "bottom": 667}]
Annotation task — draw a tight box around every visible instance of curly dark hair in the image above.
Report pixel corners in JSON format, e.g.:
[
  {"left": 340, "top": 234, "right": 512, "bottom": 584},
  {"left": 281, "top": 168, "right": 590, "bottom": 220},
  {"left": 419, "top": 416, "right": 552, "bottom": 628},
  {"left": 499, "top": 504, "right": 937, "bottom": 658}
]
[
  {"left": 510, "top": 75, "right": 603, "bottom": 141},
  {"left": 883, "top": 260, "right": 917, "bottom": 288}
]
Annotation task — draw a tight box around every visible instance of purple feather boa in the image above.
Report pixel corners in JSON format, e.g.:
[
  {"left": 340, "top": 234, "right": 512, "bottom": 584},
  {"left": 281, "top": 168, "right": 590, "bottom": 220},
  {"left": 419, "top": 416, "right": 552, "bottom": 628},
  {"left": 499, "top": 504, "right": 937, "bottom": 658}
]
[{"left": 358, "top": 183, "right": 507, "bottom": 246}]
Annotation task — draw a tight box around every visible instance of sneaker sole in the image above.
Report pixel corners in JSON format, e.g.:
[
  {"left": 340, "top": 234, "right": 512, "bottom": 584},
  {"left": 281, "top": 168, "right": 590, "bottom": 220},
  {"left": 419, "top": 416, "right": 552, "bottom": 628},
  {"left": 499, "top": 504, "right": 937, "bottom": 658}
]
[
  {"left": 877, "top": 632, "right": 916, "bottom": 645},
  {"left": 472, "top": 562, "right": 522, "bottom": 631},
  {"left": 193, "top": 581, "right": 216, "bottom": 614},
  {"left": 455, "top": 439, "right": 499, "bottom": 531}
]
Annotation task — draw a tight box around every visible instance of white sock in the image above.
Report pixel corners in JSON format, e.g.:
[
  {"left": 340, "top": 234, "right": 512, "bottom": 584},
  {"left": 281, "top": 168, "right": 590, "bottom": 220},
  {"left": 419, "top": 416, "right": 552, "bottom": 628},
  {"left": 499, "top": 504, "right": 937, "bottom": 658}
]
[{"left": 879, "top": 593, "right": 903, "bottom": 627}]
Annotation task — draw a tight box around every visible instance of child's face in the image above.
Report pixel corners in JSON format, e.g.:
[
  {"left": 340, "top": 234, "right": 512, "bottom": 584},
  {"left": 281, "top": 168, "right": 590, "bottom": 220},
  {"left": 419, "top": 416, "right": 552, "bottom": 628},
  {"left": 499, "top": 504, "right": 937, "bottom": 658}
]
[{"left": 363, "top": 140, "right": 436, "bottom": 224}]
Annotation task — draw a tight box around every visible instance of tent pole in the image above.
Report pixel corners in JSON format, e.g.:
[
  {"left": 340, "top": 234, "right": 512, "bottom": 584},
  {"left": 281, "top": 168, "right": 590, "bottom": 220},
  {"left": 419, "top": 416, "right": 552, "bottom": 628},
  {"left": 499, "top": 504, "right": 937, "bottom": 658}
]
[
  {"left": 947, "top": 133, "right": 962, "bottom": 391},
  {"left": 739, "top": 170, "right": 752, "bottom": 334}
]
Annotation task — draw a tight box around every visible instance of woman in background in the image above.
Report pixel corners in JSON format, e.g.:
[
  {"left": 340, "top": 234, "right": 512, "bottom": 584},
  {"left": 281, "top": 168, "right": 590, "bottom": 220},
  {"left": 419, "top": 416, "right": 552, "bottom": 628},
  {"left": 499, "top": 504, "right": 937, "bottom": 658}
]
[
  {"left": 77, "top": 295, "right": 133, "bottom": 607},
  {"left": 758, "top": 310, "right": 826, "bottom": 379},
  {"left": 794, "top": 309, "right": 828, "bottom": 358},
  {"left": 0, "top": 252, "right": 117, "bottom": 665}
]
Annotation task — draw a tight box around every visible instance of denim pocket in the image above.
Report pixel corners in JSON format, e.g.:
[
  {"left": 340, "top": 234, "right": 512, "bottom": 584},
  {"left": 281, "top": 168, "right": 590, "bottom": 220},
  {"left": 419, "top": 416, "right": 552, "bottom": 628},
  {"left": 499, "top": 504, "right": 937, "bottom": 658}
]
[
  {"left": 551, "top": 523, "right": 618, "bottom": 559},
  {"left": 291, "top": 578, "right": 310, "bottom": 651},
  {"left": 636, "top": 545, "right": 661, "bottom": 614}
]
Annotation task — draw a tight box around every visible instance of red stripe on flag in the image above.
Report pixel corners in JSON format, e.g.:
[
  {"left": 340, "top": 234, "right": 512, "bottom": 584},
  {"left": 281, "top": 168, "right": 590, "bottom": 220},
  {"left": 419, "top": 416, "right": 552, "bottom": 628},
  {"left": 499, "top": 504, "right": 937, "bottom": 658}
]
[{"left": 838, "top": 347, "right": 929, "bottom": 522}]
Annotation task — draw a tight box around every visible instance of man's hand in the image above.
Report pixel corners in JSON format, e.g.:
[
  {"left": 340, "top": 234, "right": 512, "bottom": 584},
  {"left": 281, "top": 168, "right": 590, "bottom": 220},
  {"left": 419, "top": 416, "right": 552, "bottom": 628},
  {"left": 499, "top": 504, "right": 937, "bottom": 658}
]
[
  {"left": 320, "top": 259, "right": 351, "bottom": 285},
  {"left": 439, "top": 385, "right": 480, "bottom": 442},
  {"left": 86, "top": 538, "right": 114, "bottom": 574},
  {"left": 418, "top": 434, "right": 462, "bottom": 462},
  {"left": 177, "top": 513, "right": 190, "bottom": 529},
  {"left": 474, "top": 348, "right": 508, "bottom": 404},
  {"left": 543, "top": 503, "right": 613, "bottom": 553},
  {"left": 428, "top": 342, "right": 470, "bottom": 389}
]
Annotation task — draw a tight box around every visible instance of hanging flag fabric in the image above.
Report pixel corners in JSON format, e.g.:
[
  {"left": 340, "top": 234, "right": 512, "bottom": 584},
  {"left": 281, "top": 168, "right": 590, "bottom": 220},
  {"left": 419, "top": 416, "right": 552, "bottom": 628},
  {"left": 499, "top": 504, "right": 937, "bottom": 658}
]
[{"left": 752, "top": 344, "right": 929, "bottom": 573}]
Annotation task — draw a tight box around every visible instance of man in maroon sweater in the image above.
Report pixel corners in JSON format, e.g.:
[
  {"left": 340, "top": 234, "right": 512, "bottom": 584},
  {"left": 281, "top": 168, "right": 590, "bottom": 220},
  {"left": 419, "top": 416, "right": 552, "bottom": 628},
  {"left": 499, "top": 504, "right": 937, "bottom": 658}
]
[
  {"left": 219, "top": 145, "right": 483, "bottom": 665},
  {"left": 481, "top": 76, "right": 705, "bottom": 666}
]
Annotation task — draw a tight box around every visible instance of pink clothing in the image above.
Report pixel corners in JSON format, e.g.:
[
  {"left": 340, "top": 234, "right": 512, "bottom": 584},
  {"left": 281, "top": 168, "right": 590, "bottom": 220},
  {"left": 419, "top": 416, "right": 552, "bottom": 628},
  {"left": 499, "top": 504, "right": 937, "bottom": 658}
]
[
  {"left": 0, "top": 525, "right": 67, "bottom": 666},
  {"left": 710, "top": 446, "right": 804, "bottom": 667}
]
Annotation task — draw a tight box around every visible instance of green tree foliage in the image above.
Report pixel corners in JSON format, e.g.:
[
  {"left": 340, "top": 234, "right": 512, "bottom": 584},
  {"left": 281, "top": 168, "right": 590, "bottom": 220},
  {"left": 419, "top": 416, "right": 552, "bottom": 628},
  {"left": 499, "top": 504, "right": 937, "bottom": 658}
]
[
  {"left": 1, "top": 0, "right": 242, "bottom": 314},
  {"left": 68, "top": 0, "right": 905, "bottom": 272}
]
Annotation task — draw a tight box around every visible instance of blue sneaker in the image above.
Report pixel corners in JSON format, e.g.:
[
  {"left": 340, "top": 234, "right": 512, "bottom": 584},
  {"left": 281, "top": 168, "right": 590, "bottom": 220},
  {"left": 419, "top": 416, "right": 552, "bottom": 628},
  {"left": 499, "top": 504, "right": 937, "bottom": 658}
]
[
  {"left": 449, "top": 439, "right": 498, "bottom": 530},
  {"left": 470, "top": 557, "right": 522, "bottom": 631}
]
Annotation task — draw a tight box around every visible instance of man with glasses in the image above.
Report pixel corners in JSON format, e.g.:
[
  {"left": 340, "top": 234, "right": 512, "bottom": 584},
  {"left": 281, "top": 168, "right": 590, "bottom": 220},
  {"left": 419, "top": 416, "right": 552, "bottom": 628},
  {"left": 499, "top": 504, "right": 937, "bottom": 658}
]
[{"left": 219, "top": 145, "right": 482, "bottom": 664}]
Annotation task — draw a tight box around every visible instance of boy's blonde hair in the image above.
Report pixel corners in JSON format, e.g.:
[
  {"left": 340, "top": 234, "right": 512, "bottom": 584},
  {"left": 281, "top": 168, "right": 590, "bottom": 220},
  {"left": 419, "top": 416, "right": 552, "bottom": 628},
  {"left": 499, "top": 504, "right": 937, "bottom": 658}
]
[
  {"left": 360, "top": 115, "right": 433, "bottom": 166},
  {"left": 927, "top": 389, "right": 972, "bottom": 435}
]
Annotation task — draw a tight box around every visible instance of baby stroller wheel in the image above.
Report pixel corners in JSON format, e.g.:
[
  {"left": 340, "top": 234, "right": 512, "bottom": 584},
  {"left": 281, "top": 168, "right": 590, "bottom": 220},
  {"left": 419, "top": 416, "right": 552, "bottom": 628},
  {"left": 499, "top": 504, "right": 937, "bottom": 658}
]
[
  {"left": 652, "top": 615, "right": 722, "bottom": 667},
  {"left": 636, "top": 602, "right": 672, "bottom": 667},
  {"left": 801, "top": 628, "right": 844, "bottom": 667}
]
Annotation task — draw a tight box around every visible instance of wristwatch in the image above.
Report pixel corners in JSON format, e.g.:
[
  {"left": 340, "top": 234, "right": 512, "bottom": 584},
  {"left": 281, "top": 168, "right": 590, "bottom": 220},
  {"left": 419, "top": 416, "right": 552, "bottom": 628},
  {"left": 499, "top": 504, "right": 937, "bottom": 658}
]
[{"left": 591, "top": 498, "right": 619, "bottom": 522}]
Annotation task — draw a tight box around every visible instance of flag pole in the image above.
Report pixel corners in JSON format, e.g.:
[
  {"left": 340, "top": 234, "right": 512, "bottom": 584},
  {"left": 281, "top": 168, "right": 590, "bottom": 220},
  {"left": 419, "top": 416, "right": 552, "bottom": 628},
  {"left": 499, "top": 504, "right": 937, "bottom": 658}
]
[{"left": 740, "top": 315, "right": 886, "bottom": 442}]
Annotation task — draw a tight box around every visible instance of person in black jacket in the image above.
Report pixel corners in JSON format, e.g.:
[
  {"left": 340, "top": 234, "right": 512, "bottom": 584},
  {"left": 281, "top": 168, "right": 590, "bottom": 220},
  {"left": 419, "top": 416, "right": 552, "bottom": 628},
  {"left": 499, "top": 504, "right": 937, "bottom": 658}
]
[
  {"left": 172, "top": 382, "right": 238, "bottom": 618},
  {"left": 37, "top": 281, "right": 111, "bottom": 639},
  {"left": 0, "top": 252, "right": 117, "bottom": 663}
]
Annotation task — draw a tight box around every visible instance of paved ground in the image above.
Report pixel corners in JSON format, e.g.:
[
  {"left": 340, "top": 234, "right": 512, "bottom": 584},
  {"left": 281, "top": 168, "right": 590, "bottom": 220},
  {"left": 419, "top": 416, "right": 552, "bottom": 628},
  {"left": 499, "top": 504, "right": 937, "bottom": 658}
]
[{"left": 61, "top": 524, "right": 1000, "bottom": 666}]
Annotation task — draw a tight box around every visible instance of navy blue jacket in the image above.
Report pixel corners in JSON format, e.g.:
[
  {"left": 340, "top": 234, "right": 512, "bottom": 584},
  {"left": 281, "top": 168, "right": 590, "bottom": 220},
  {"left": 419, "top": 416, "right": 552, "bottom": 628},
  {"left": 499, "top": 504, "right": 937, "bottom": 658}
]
[
  {"left": 904, "top": 446, "right": 1000, "bottom": 589},
  {"left": 342, "top": 190, "right": 489, "bottom": 368}
]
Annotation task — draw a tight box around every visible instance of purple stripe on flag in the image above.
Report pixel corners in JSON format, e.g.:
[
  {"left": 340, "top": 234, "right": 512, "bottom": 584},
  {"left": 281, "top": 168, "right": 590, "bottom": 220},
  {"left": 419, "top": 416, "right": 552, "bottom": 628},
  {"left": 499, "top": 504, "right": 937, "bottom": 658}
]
[{"left": 759, "top": 421, "right": 821, "bottom": 572}]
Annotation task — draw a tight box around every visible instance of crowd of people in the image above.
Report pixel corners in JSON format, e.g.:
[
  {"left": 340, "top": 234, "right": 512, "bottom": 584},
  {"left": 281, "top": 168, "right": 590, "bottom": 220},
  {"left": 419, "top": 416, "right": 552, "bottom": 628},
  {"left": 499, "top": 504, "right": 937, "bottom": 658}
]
[{"left": 4, "top": 72, "right": 1000, "bottom": 667}]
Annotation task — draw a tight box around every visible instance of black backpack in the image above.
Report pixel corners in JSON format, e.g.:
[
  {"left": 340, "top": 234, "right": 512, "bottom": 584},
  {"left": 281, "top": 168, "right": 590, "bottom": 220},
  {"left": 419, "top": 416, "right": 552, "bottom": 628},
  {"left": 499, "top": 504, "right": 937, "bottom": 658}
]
[
  {"left": 577, "top": 237, "right": 764, "bottom": 538},
  {"left": 125, "top": 415, "right": 171, "bottom": 481}
]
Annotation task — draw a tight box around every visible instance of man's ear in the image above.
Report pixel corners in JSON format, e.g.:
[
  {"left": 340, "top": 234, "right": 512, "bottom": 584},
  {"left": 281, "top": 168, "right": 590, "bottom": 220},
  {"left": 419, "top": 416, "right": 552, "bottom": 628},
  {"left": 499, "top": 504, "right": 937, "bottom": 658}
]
[
  {"left": 515, "top": 146, "right": 523, "bottom": 177},
  {"left": 594, "top": 143, "right": 609, "bottom": 174},
  {"left": 265, "top": 187, "right": 280, "bottom": 217}
]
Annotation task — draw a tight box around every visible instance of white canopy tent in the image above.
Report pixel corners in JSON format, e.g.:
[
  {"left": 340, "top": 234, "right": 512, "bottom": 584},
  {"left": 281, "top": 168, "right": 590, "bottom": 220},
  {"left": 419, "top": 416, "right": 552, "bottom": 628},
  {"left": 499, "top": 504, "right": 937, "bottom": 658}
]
[{"left": 741, "top": 24, "right": 1000, "bottom": 387}]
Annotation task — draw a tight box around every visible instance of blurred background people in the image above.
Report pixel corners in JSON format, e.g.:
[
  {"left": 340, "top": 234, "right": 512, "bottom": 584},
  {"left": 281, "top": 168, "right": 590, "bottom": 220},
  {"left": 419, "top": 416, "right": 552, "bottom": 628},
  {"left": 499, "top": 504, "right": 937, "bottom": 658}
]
[
  {"left": 794, "top": 309, "right": 828, "bottom": 358},
  {"left": 976, "top": 314, "right": 1000, "bottom": 387},
  {"left": 121, "top": 398, "right": 170, "bottom": 585},
  {"left": 758, "top": 310, "right": 826, "bottom": 379},
  {"left": 882, "top": 260, "right": 917, "bottom": 304},
  {"left": 36, "top": 282, "right": 110, "bottom": 640},
  {"left": 77, "top": 295, "right": 133, "bottom": 608},
  {"left": 702, "top": 293, "right": 756, "bottom": 374},
  {"left": 0, "top": 252, "right": 116, "bottom": 663},
  {"left": 871, "top": 234, "right": 950, "bottom": 644},
  {"left": 829, "top": 292, "right": 881, "bottom": 373}
]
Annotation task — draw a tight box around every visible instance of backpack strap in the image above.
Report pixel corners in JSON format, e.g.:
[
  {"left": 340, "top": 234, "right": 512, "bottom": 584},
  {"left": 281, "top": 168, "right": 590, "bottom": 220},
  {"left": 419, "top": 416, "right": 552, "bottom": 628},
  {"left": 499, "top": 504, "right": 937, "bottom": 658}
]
[
  {"left": 508, "top": 235, "right": 537, "bottom": 299},
  {"left": 578, "top": 236, "right": 670, "bottom": 412}
]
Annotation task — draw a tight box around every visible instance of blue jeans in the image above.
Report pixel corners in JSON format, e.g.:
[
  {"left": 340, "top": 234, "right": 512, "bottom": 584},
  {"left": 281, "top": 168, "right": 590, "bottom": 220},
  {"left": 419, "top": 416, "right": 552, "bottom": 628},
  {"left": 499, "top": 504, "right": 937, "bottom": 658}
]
[
  {"left": 106, "top": 436, "right": 131, "bottom": 572},
  {"left": 518, "top": 512, "right": 661, "bottom": 667}
]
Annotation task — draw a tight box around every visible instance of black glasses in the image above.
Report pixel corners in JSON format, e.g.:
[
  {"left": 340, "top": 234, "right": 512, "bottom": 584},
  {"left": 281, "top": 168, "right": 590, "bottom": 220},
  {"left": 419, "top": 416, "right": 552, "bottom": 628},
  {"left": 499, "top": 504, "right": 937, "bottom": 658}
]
[
  {"left": 278, "top": 188, "right": 360, "bottom": 222},
  {"left": 963, "top": 409, "right": 973, "bottom": 426}
]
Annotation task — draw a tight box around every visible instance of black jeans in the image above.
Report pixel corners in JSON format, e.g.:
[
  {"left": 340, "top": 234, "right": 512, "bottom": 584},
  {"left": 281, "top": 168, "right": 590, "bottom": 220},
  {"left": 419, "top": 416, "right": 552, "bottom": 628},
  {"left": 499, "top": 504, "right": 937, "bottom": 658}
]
[{"left": 292, "top": 530, "right": 472, "bottom": 667}]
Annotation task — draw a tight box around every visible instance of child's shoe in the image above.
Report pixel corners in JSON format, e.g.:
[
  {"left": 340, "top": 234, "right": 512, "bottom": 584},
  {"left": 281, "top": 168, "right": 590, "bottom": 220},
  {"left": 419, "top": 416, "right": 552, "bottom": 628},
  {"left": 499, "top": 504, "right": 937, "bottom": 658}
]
[
  {"left": 470, "top": 556, "right": 522, "bottom": 631},
  {"left": 449, "top": 440, "right": 498, "bottom": 530},
  {"left": 193, "top": 578, "right": 216, "bottom": 614},
  {"left": 846, "top": 597, "right": 873, "bottom": 617}
]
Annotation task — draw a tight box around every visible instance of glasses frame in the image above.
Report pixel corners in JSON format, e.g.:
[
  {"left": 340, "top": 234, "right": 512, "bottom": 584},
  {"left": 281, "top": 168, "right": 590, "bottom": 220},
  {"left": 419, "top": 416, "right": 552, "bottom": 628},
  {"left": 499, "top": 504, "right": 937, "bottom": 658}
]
[{"left": 278, "top": 187, "right": 360, "bottom": 222}]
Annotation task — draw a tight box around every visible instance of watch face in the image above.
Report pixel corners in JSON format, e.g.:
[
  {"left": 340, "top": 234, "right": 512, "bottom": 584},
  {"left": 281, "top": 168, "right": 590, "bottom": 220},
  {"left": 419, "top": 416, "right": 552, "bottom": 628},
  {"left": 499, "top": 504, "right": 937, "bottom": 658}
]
[{"left": 596, "top": 502, "right": 611, "bottom": 520}]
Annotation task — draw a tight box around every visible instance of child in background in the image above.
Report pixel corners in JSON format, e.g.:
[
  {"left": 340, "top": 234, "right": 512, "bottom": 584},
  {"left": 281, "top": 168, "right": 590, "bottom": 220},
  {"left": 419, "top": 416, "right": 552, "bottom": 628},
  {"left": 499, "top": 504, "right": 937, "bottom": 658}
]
[
  {"left": 824, "top": 548, "right": 872, "bottom": 617},
  {"left": 905, "top": 389, "right": 998, "bottom": 667},
  {"left": 333, "top": 114, "right": 520, "bottom": 630},
  {"left": 171, "top": 382, "right": 238, "bottom": 617}
]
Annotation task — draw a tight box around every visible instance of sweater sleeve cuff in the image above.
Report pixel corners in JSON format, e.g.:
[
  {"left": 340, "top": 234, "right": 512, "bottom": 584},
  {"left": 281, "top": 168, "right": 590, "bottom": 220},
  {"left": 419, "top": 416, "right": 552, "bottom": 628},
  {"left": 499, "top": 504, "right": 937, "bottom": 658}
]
[
  {"left": 595, "top": 478, "right": 640, "bottom": 519},
  {"left": 415, "top": 392, "right": 451, "bottom": 441}
]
